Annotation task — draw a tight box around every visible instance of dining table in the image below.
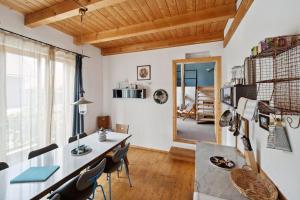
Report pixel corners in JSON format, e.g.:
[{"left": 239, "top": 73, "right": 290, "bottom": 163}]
[{"left": 0, "top": 131, "right": 131, "bottom": 200}]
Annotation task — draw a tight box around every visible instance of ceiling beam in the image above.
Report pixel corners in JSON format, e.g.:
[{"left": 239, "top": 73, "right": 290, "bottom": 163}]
[
  {"left": 25, "top": 0, "right": 127, "bottom": 28},
  {"left": 223, "top": 0, "right": 254, "bottom": 47},
  {"left": 75, "top": 4, "right": 235, "bottom": 44},
  {"left": 101, "top": 32, "right": 224, "bottom": 56}
]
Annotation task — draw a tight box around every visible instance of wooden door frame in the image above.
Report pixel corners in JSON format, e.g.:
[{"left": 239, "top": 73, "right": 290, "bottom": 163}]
[{"left": 172, "top": 56, "right": 222, "bottom": 144}]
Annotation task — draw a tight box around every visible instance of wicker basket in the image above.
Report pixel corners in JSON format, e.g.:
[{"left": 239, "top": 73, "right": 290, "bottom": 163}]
[{"left": 230, "top": 168, "right": 278, "bottom": 200}]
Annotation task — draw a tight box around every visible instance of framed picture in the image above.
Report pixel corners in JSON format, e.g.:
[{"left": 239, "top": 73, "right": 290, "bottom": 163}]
[
  {"left": 137, "top": 65, "right": 151, "bottom": 81},
  {"left": 259, "top": 114, "right": 270, "bottom": 131}
]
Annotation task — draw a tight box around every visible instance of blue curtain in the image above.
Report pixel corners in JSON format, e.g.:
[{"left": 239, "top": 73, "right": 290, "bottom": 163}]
[{"left": 72, "top": 54, "right": 84, "bottom": 136}]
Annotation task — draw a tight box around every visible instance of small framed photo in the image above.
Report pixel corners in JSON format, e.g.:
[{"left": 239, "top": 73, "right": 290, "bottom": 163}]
[
  {"left": 259, "top": 114, "right": 270, "bottom": 131},
  {"left": 137, "top": 65, "right": 151, "bottom": 81}
]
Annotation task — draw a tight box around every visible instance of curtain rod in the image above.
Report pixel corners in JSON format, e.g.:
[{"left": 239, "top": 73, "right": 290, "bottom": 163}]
[{"left": 0, "top": 27, "right": 90, "bottom": 58}]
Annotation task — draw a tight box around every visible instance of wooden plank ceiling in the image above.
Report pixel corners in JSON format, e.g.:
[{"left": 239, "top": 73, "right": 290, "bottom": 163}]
[{"left": 0, "top": 0, "right": 236, "bottom": 55}]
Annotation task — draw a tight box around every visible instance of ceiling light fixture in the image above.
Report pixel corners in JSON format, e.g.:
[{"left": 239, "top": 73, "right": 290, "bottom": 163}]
[
  {"left": 79, "top": 7, "right": 88, "bottom": 54},
  {"left": 70, "top": 7, "right": 93, "bottom": 156}
]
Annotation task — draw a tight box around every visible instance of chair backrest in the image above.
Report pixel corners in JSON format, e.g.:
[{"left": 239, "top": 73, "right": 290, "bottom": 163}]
[
  {"left": 97, "top": 116, "right": 110, "bottom": 129},
  {"left": 76, "top": 158, "right": 106, "bottom": 191},
  {"left": 68, "top": 133, "right": 88, "bottom": 143},
  {"left": 112, "top": 143, "right": 130, "bottom": 163},
  {"left": 28, "top": 143, "right": 58, "bottom": 159},
  {"left": 0, "top": 162, "right": 9, "bottom": 171},
  {"left": 115, "top": 124, "right": 129, "bottom": 134}
]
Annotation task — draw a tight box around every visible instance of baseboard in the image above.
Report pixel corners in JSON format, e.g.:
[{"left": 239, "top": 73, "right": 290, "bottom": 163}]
[
  {"left": 130, "top": 145, "right": 169, "bottom": 154},
  {"left": 259, "top": 167, "right": 287, "bottom": 200},
  {"left": 169, "top": 146, "right": 195, "bottom": 163}
]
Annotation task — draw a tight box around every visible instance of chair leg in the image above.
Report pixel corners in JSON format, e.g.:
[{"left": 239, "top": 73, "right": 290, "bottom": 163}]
[
  {"left": 124, "top": 161, "right": 132, "bottom": 187},
  {"left": 117, "top": 160, "right": 123, "bottom": 178},
  {"left": 108, "top": 173, "right": 112, "bottom": 200},
  {"left": 98, "top": 184, "right": 107, "bottom": 200},
  {"left": 91, "top": 184, "right": 106, "bottom": 200},
  {"left": 91, "top": 183, "right": 96, "bottom": 200},
  {"left": 120, "top": 162, "right": 123, "bottom": 171}
]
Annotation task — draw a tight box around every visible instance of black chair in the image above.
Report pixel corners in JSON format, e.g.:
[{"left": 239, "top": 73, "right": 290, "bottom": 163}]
[
  {"left": 49, "top": 158, "right": 107, "bottom": 200},
  {"left": 68, "top": 133, "right": 88, "bottom": 143},
  {"left": 111, "top": 123, "right": 130, "bottom": 174},
  {"left": 28, "top": 143, "right": 58, "bottom": 159},
  {"left": 0, "top": 162, "right": 9, "bottom": 171},
  {"left": 104, "top": 143, "right": 132, "bottom": 200}
]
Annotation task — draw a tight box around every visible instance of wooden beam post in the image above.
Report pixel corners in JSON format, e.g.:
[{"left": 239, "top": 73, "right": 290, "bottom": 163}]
[
  {"left": 214, "top": 57, "right": 222, "bottom": 144},
  {"left": 25, "top": 0, "right": 127, "bottom": 27},
  {"left": 75, "top": 4, "right": 236, "bottom": 44},
  {"left": 223, "top": 0, "right": 254, "bottom": 47},
  {"left": 101, "top": 32, "right": 224, "bottom": 55}
]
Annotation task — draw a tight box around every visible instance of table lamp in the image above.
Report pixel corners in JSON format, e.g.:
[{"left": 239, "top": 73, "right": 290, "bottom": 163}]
[{"left": 71, "top": 96, "right": 93, "bottom": 156}]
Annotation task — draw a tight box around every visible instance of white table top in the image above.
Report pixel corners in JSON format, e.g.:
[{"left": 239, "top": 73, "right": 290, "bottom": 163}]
[{"left": 0, "top": 132, "right": 131, "bottom": 200}]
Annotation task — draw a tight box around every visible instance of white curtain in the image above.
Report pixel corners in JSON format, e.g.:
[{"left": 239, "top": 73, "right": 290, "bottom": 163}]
[
  {"left": 51, "top": 50, "right": 75, "bottom": 146},
  {"left": 0, "top": 32, "right": 75, "bottom": 164},
  {"left": 0, "top": 32, "right": 8, "bottom": 163}
]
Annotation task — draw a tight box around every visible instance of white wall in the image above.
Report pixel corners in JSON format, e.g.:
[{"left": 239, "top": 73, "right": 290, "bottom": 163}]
[
  {"left": 0, "top": 5, "right": 102, "bottom": 133},
  {"left": 102, "top": 42, "right": 223, "bottom": 151},
  {"left": 222, "top": 1, "right": 300, "bottom": 199}
]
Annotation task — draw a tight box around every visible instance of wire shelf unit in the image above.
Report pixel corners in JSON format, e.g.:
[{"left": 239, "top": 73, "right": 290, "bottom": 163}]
[{"left": 247, "top": 43, "right": 300, "bottom": 115}]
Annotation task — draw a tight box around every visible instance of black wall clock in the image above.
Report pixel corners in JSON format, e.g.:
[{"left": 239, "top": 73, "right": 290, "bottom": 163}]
[{"left": 153, "top": 89, "right": 168, "bottom": 104}]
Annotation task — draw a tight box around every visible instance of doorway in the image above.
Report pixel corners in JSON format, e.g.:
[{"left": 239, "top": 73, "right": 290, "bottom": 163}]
[{"left": 172, "top": 57, "right": 222, "bottom": 144}]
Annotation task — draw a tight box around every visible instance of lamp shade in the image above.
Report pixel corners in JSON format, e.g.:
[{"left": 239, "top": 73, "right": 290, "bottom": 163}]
[
  {"left": 72, "top": 97, "right": 93, "bottom": 105},
  {"left": 73, "top": 97, "right": 93, "bottom": 115}
]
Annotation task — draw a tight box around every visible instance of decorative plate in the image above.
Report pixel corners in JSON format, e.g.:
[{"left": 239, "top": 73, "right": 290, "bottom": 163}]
[
  {"left": 209, "top": 156, "right": 235, "bottom": 170},
  {"left": 153, "top": 89, "right": 168, "bottom": 104}
]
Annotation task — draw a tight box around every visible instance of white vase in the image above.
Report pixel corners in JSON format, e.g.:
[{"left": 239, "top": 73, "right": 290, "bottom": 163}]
[{"left": 98, "top": 130, "right": 107, "bottom": 142}]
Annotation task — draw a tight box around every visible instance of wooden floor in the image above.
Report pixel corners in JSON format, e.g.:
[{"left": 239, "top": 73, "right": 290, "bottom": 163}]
[{"left": 96, "top": 147, "right": 195, "bottom": 200}]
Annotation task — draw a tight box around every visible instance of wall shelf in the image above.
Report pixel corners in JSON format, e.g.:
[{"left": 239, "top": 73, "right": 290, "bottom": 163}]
[
  {"left": 247, "top": 43, "right": 300, "bottom": 115},
  {"left": 251, "top": 43, "right": 300, "bottom": 59},
  {"left": 256, "top": 77, "right": 300, "bottom": 84},
  {"left": 113, "top": 88, "right": 146, "bottom": 99}
]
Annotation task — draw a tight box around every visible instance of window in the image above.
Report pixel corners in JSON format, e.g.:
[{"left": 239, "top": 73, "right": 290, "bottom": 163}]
[
  {"left": 51, "top": 52, "right": 75, "bottom": 146},
  {"left": 6, "top": 52, "right": 46, "bottom": 155},
  {"left": 0, "top": 33, "right": 75, "bottom": 164}
]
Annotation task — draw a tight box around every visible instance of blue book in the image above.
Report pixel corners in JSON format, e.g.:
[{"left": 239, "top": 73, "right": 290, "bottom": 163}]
[{"left": 10, "top": 165, "right": 60, "bottom": 184}]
